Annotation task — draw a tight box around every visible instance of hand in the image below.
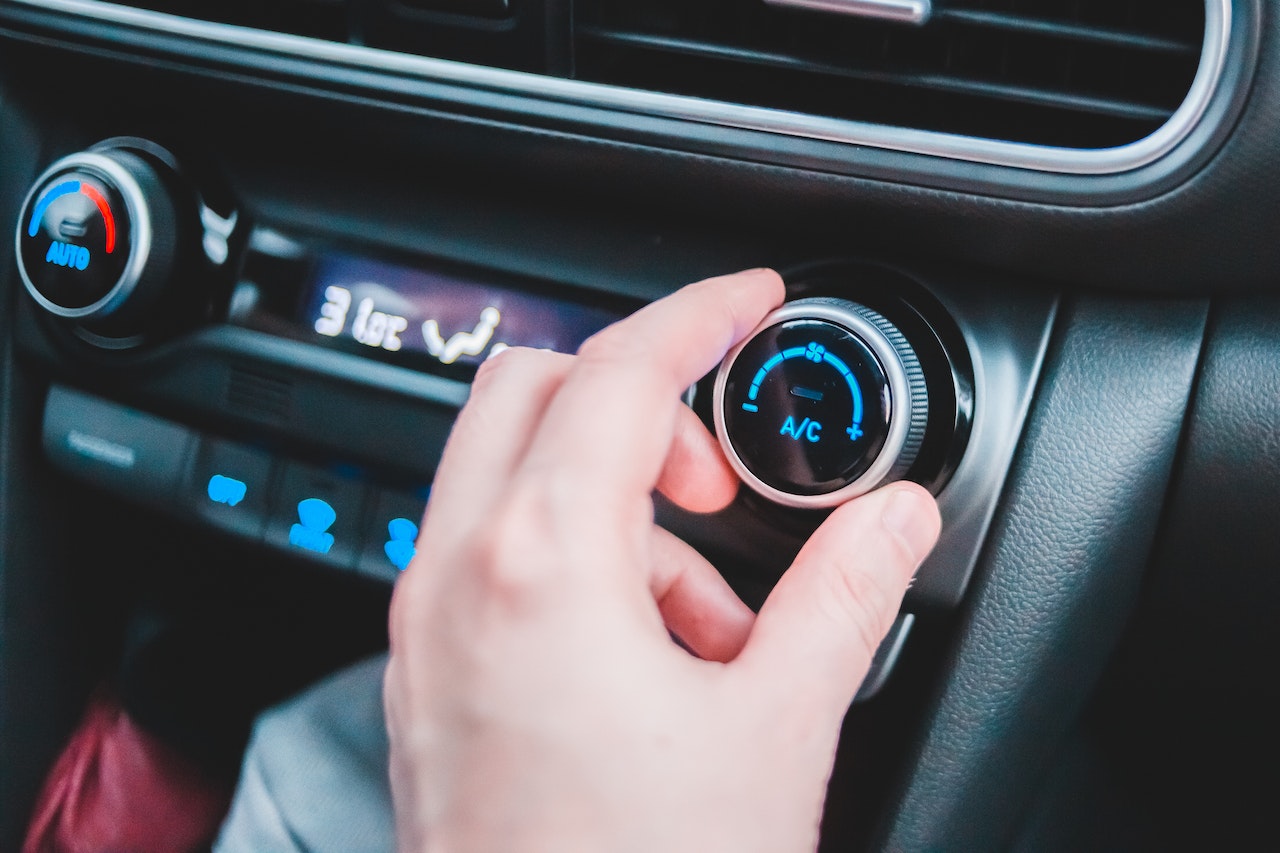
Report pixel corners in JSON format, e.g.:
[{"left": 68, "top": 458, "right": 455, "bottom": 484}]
[{"left": 384, "top": 269, "right": 941, "bottom": 853}]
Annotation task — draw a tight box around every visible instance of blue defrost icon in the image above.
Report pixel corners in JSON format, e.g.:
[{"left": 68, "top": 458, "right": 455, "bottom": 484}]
[
  {"left": 384, "top": 517, "right": 418, "bottom": 571},
  {"left": 207, "top": 474, "right": 248, "bottom": 507},
  {"left": 290, "top": 498, "right": 337, "bottom": 555}
]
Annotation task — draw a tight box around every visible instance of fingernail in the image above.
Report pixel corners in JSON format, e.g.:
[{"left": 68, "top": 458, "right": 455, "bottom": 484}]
[{"left": 881, "top": 487, "right": 939, "bottom": 565}]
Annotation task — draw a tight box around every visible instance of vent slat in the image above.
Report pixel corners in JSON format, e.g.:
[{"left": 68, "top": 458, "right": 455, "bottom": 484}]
[
  {"left": 227, "top": 368, "right": 294, "bottom": 425},
  {"left": 578, "top": 26, "right": 1172, "bottom": 123},
  {"left": 935, "top": 9, "right": 1198, "bottom": 56},
  {"left": 109, "top": 0, "right": 348, "bottom": 42}
]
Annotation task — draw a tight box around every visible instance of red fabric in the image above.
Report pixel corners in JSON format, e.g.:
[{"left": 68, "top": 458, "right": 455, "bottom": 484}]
[{"left": 22, "top": 691, "right": 232, "bottom": 853}]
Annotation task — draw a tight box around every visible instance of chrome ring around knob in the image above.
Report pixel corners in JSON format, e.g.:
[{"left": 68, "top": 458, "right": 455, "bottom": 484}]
[{"left": 713, "top": 297, "right": 929, "bottom": 509}]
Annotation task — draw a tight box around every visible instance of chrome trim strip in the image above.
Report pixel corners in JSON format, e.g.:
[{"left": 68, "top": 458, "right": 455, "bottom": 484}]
[
  {"left": 762, "top": 0, "right": 932, "bottom": 26},
  {"left": 1, "top": 0, "right": 1232, "bottom": 176}
]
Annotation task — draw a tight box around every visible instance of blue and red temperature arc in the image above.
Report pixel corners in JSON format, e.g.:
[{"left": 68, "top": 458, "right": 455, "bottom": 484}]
[{"left": 27, "top": 180, "right": 117, "bottom": 254}]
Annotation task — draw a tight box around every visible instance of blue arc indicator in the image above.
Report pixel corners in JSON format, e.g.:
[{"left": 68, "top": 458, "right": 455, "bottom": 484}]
[
  {"left": 743, "top": 340, "right": 865, "bottom": 435},
  {"left": 28, "top": 181, "right": 81, "bottom": 235},
  {"left": 27, "top": 179, "right": 119, "bottom": 254}
]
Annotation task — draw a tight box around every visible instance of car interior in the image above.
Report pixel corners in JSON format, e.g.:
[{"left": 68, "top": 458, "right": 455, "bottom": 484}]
[{"left": 0, "top": 0, "right": 1276, "bottom": 849}]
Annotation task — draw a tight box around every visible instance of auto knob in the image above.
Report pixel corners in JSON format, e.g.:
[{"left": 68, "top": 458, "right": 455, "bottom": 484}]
[
  {"left": 713, "top": 297, "right": 929, "bottom": 509},
  {"left": 15, "top": 145, "right": 180, "bottom": 335}
]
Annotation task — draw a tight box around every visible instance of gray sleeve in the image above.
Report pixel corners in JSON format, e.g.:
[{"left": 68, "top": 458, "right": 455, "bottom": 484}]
[{"left": 214, "top": 652, "right": 396, "bottom": 853}]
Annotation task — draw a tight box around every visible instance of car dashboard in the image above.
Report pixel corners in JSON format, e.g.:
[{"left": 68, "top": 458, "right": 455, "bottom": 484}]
[{"left": 0, "top": 0, "right": 1277, "bottom": 850}]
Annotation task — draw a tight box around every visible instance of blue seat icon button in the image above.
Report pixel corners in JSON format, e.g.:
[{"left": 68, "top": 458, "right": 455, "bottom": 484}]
[
  {"left": 207, "top": 474, "right": 248, "bottom": 507},
  {"left": 267, "top": 461, "right": 367, "bottom": 569},
  {"left": 289, "top": 497, "right": 337, "bottom": 555}
]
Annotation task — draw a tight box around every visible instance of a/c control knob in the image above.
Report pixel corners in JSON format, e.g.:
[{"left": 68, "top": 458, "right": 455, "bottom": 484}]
[
  {"left": 713, "top": 297, "right": 929, "bottom": 509},
  {"left": 16, "top": 147, "right": 178, "bottom": 333}
]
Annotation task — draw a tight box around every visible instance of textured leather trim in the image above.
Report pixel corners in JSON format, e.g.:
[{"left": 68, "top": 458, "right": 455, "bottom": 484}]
[{"left": 879, "top": 296, "right": 1208, "bottom": 850}]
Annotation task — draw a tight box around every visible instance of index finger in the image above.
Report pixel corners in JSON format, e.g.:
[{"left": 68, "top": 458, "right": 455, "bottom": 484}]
[{"left": 517, "top": 268, "right": 784, "bottom": 515}]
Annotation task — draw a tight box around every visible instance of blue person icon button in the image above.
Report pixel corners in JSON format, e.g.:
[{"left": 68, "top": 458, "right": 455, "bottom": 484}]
[
  {"left": 384, "top": 517, "right": 419, "bottom": 572},
  {"left": 289, "top": 497, "right": 337, "bottom": 555},
  {"left": 780, "top": 416, "right": 823, "bottom": 443}
]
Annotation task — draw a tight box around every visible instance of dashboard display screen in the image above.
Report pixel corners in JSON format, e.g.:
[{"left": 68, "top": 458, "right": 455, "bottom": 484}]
[{"left": 298, "top": 252, "right": 624, "bottom": 372}]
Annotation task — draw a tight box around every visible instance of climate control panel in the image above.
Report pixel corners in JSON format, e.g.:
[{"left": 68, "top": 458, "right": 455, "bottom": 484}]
[{"left": 11, "top": 139, "right": 1057, "bottom": 611}]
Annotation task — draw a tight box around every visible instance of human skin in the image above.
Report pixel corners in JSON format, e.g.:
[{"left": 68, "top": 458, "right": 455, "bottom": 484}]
[{"left": 384, "top": 268, "right": 941, "bottom": 853}]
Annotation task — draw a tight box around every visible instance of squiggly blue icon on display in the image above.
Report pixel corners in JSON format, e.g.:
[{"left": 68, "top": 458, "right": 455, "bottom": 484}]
[
  {"left": 384, "top": 517, "right": 418, "bottom": 571},
  {"left": 207, "top": 474, "right": 247, "bottom": 507},
  {"left": 289, "top": 498, "right": 336, "bottom": 555}
]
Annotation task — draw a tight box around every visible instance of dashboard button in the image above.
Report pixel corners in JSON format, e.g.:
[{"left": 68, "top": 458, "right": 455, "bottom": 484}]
[
  {"left": 265, "top": 462, "right": 367, "bottom": 569},
  {"left": 187, "top": 438, "right": 275, "bottom": 540},
  {"left": 358, "top": 488, "right": 429, "bottom": 582},
  {"left": 42, "top": 385, "right": 194, "bottom": 502}
]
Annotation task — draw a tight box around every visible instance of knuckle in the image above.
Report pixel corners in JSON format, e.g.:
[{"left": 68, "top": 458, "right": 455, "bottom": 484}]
[
  {"left": 688, "top": 276, "right": 759, "bottom": 349},
  {"left": 711, "top": 287, "right": 750, "bottom": 338},
  {"left": 883, "top": 526, "right": 927, "bottom": 575},
  {"left": 469, "top": 345, "right": 545, "bottom": 393},
  {"left": 575, "top": 326, "right": 637, "bottom": 366},
  {"left": 576, "top": 329, "right": 675, "bottom": 403},
  {"left": 818, "top": 558, "right": 899, "bottom": 662},
  {"left": 467, "top": 487, "right": 559, "bottom": 606}
]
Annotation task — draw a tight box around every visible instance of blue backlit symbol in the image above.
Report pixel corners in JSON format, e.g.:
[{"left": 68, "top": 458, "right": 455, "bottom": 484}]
[
  {"left": 780, "top": 416, "right": 823, "bottom": 443},
  {"left": 45, "top": 241, "right": 90, "bottom": 270},
  {"left": 207, "top": 474, "right": 248, "bottom": 507},
  {"left": 384, "top": 517, "right": 419, "bottom": 572},
  {"left": 289, "top": 498, "right": 336, "bottom": 555}
]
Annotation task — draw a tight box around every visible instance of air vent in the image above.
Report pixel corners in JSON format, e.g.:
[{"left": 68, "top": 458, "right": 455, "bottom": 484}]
[
  {"left": 227, "top": 367, "right": 294, "bottom": 425},
  {"left": 0, "top": 0, "right": 1232, "bottom": 175},
  {"left": 573, "top": 0, "right": 1206, "bottom": 149}
]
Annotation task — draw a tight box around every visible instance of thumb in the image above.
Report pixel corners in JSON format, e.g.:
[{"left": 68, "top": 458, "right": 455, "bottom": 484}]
[{"left": 733, "top": 483, "right": 940, "bottom": 715}]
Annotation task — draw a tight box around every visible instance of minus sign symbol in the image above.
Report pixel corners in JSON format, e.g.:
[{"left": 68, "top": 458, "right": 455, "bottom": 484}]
[{"left": 790, "top": 386, "right": 824, "bottom": 402}]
